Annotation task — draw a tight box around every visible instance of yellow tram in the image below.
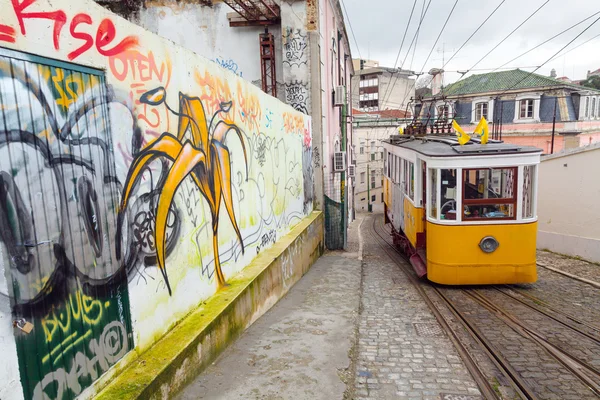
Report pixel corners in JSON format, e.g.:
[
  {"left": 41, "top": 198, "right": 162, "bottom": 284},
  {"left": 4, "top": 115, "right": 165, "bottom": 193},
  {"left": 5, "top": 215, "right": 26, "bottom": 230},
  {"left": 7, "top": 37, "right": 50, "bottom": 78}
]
[{"left": 382, "top": 127, "right": 541, "bottom": 285}]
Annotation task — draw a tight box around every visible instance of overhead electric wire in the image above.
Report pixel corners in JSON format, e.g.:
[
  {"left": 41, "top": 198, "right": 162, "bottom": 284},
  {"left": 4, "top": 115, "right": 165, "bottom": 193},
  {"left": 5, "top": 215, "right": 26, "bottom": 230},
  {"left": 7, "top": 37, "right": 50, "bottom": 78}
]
[
  {"left": 547, "top": 31, "right": 600, "bottom": 64},
  {"left": 377, "top": 0, "right": 419, "bottom": 110},
  {"left": 457, "top": 0, "right": 551, "bottom": 78},
  {"left": 492, "top": 10, "right": 600, "bottom": 72},
  {"left": 494, "top": 13, "right": 600, "bottom": 96},
  {"left": 442, "top": 0, "right": 507, "bottom": 69},
  {"left": 340, "top": 0, "right": 362, "bottom": 60},
  {"left": 380, "top": 0, "right": 435, "bottom": 111},
  {"left": 453, "top": 13, "right": 600, "bottom": 123}
]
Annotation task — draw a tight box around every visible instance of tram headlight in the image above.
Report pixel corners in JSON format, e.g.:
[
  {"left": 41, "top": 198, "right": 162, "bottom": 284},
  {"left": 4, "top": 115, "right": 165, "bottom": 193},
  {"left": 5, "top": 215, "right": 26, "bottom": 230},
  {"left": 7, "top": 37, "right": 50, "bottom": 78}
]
[{"left": 479, "top": 236, "right": 499, "bottom": 253}]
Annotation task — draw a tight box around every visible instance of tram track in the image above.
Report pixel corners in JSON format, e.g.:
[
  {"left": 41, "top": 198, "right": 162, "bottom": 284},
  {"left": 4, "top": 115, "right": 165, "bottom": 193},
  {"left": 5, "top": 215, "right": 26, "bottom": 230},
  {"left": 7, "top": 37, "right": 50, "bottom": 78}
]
[
  {"left": 369, "top": 215, "right": 600, "bottom": 399},
  {"left": 367, "top": 216, "right": 535, "bottom": 400}
]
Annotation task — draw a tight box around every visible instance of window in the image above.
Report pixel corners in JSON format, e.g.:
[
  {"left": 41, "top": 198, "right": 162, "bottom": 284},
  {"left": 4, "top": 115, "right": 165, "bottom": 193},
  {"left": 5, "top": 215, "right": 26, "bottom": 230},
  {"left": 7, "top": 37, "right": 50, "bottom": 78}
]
[
  {"left": 371, "top": 153, "right": 375, "bottom": 161},
  {"left": 441, "top": 169, "right": 457, "bottom": 220},
  {"left": 387, "top": 154, "right": 391, "bottom": 177},
  {"left": 429, "top": 169, "right": 438, "bottom": 219},
  {"left": 372, "top": 195, "right": 376, "bottom": 202},
  {"left": 370, "top": 141, "right": 375, "bottom": 152},
  {"left": 360, "top": 172, "right": 365, "bottom": 184},
  {"left": 475, "top": 102, "right": 488, "bottom": 120},
  {"left": 360, "top": 146, "right": 364, "bottom": 154},
  {"left": 371, "top": 173, "right": 376, "bottom": 189},
  {"left": 381, "top": 193, "right": 384, "bottom": 202},
  {"left": 585, "top": 96, "right": 590, "bottom": 118},
  {"left": 519, "top": 99, "right": 534, "bottom": 119},
  {"left": 522, "top": 165, "right": 535, "bottom": 219},
  {"left": 380, "top": 151, "right": 383, "bottom": 160},
  {"left": 404, "top": 160, "right": 414, "bottom": 200},
  {"left": 592, "top": 98, "right": 597, "bottom": 118},
  {"left": 463, "top": 168, "right": 517, "bottom": 220}
]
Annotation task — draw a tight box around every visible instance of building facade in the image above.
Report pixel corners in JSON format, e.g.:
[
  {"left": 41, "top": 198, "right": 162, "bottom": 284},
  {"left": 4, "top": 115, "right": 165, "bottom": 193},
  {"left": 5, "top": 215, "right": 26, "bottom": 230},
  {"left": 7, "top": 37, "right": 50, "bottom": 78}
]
[
  {"left": 351, "top": 64, "right": 415, "bottom": 112},
  {"left": 416, "top": 69, "right": 600, "bottom": 154},
  {"left": 96, "top": 0, "right": 355, "bottom": 248},
  {"left": 352, "top": 110, "right": 410, "bottom": 213}
]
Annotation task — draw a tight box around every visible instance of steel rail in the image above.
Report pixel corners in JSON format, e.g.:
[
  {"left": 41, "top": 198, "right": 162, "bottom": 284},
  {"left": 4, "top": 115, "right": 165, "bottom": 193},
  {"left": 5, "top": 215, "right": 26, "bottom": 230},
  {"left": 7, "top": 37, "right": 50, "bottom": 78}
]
[
  {"left": 466, "top": 290, "right": 600, "bottom": 397},
  {"left": 494, "top": 287, "right": 600, "bottom": 344},
  {"left": 368, "top": 217, "right": 532, "bottom": 400}
]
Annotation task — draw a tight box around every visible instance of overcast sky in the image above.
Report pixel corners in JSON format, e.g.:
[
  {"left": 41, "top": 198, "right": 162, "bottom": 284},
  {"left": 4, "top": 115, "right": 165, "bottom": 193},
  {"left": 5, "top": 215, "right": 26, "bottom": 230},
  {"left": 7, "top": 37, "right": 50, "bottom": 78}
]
[{"left": 342, "top": 0, "right": 600, "bottom": 85}]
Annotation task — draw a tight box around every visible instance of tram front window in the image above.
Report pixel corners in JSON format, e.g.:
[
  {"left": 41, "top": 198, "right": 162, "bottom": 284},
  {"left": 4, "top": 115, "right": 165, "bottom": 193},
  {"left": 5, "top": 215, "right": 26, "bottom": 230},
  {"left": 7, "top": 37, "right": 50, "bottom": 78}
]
[{"left": 463, "top": 168, "right": 517, "bottom": 220}]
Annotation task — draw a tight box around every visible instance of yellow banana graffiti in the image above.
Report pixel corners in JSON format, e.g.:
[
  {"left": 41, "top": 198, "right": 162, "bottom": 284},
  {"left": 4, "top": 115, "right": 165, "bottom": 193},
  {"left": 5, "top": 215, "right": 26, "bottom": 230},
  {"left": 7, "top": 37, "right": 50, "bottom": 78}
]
[{"left": 119, "top": 87, "right": 248, "bottom": 292}]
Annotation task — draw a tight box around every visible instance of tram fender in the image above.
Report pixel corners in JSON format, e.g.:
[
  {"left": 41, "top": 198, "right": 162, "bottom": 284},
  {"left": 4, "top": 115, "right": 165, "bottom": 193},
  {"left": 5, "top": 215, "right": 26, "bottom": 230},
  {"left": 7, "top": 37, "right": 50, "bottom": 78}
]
[{"left": 410, "top": 253, "right": 427, "bottom": 278}]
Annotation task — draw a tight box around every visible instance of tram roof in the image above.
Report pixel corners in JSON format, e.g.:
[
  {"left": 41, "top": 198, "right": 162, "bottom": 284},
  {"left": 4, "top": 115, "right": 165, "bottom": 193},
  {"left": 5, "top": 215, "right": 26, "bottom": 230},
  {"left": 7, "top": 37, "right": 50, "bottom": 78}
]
[{"left": 382, "top": 135, "right": 543, "bottom": 158}]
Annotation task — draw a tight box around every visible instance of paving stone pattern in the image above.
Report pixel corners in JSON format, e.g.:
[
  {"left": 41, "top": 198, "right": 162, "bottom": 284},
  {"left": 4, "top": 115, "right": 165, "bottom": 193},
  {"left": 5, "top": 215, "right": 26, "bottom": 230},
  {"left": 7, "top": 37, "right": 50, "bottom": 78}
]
[
  {"left": 442, "top": 289, "right": 596, "bottom": 400},
  {"left": 537, "top": 250, "right": 600, "bottom": 283},
  {"left": 356, "top": 216, "right": 481, "bottom": 400}
]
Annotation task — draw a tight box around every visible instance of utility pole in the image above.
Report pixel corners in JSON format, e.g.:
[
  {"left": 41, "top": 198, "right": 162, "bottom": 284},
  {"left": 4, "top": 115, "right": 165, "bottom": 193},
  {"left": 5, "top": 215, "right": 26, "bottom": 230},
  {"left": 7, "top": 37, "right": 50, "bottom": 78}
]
[
  {"left": 367, "top": 167, "right": 370, "bottom": 212},
  {"left": 551, "top": 97, "right": 557, "bottom": 154}
]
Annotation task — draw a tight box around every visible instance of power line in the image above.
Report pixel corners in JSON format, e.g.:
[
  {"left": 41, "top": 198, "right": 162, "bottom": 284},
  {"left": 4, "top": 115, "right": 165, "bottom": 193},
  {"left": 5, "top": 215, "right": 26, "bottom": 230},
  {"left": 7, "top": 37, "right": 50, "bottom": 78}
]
[
  {"left": 489, "top": 14, "right": 600, "bottom": 100},
  {"left": 457, "top": 0, "right": 550, "bottom": 79},
  {"left": 424, "top": 14, "right": 600, "bottom": 127},
  {"left": 380, "top": 0, "right": 434, "bottom": 111},
  {"left": 442, "top": 0, "right": 507, "bottom": 69},
  {"left": 548, "top": 31, "right": 600, "bottom": 64},
  {"left": 493, "top": 10, "right": 600, "bottom": 72},
  {"left": 377, "top": 0, "right": 419, "bottom": 109},
  {"left": 340, "top": 0, "right": 362, "bottom": 60}
]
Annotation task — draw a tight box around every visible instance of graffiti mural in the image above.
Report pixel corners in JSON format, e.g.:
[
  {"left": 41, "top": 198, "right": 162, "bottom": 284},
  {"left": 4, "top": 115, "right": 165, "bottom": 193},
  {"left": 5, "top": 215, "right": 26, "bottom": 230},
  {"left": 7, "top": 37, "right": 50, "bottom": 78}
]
[
  {"left": 0, "top": 54, "right": 134, "bottom": 399},
  {"left": 118, "top": 87, "right": 248, "bottom": 290},
  {"left": 0, "top": 0, "right": 313, "bottom": 398}
]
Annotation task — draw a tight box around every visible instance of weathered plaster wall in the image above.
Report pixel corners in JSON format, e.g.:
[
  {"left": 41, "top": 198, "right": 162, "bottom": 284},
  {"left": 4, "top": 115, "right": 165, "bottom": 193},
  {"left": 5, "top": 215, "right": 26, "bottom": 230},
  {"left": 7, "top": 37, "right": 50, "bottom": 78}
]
[
  {"left": 135, "top": 0, "right": 284, "bottom": 101},
  {"left": 0, "top": 0, "right": 313, "bottom": 399},
  {"left": 537, "top": 144, "right": 600, "bottom": 262}
]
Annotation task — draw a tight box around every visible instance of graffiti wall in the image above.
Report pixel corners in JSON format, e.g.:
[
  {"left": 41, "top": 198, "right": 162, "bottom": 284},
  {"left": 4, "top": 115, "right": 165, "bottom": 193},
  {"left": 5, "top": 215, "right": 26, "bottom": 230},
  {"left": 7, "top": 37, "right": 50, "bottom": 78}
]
[{"left": 0, "top": 1, "right": 312, "bottom": 399}]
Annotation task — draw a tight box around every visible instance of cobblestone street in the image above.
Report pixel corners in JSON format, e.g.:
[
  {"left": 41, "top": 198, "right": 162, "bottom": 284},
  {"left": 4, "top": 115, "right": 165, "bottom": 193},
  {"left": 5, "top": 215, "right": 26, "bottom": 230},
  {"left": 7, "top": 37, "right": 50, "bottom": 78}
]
[{"left": 354, "top": 215, "right": 481, "bottom": 400}]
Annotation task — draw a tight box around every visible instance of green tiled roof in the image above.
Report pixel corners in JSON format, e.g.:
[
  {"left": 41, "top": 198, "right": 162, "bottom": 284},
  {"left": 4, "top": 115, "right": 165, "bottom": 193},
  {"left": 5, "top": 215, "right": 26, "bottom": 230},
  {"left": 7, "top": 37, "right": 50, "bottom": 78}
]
[{"left": 438, "top": 69, "right": 593, "bottom": 96}]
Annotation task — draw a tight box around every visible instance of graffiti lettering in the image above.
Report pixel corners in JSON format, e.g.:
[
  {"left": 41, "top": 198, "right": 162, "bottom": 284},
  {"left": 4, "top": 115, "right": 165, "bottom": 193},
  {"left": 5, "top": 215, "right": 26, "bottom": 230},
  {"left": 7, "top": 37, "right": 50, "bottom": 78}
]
[
  {"left": 255, "top": 230, "right": 276, "bottom": 254},
  {"left": 213, "top": 57, "right": 243, "bottom": 77},
  {"left": 283, "top": 28, "right": 308, "bottom": 67},
  {"left": 6, "top": 0, "right": 137, "bottom": 59},
  {"left": 33, "top": 321, "right": 128, "bottom": 400},
  {"left": 41, "top": 291, "right": 105, "bottom": 345},
  {"left": 284, "top": 81, "right": 309, "bottom": 114}
]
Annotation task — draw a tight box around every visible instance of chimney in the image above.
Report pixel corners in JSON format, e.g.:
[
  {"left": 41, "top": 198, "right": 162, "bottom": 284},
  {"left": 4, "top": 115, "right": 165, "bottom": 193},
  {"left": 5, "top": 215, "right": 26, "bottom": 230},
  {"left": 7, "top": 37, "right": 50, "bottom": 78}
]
[
  {"left": 429, "top": 68, "right": 444, "bottom": 96},
  {"left": 550, "top": 68, "right": 557, "bottom": 78}
]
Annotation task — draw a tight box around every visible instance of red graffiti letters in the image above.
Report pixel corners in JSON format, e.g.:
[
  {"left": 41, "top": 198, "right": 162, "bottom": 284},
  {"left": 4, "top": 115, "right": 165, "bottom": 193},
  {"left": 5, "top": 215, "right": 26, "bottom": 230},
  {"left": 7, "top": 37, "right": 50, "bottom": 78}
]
[
  {"left": 11, "top": 0, "right": 67, "bottom": 49},
  {"left": 0, "top": 24, "right": 17, "bottom": 43},
  {"left": 5, "top": 0, "right": 138, "bottom": 60},
  {"left": 96, "top": 19, "right": 138, "bottom": 57},
  {"left": 68, "top": 14, "right": 93, "bottom": 61}
]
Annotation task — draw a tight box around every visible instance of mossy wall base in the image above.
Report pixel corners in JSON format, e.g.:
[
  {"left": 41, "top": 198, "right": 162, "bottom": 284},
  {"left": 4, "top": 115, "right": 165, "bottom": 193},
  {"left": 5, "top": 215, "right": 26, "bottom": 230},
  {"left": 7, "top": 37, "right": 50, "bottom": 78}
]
[{"left": 94, "top": 211, "right": 324, "bottom": 400}]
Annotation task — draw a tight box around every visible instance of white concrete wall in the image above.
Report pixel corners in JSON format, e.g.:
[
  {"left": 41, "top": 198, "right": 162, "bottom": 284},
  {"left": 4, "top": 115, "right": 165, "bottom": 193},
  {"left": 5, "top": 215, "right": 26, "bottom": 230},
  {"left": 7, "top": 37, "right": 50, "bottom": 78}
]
[
  {"left": 537, "top": 143, "right": 600, "bottom": 262},
  {"left": 136, "top": 1, "right": 285, "bottom": 102},
  {"left": 0, "top": 0, "right": 312, "bottom": 398}
]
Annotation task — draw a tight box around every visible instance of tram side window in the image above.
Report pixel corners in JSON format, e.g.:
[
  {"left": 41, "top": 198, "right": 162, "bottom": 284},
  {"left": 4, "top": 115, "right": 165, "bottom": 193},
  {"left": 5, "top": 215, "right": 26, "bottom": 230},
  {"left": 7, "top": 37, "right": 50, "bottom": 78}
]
[
  {"left": 522, "top": 165, "right": 536, "bottom": 219},
  {"left": 429, "top": 169, "right": 438, "bottom": 218},
  {"left": 408, "top": 161, "right": 415, "bottom": 200},
  {"left": 403, "top": 160, "right": 408, "bottom": 194},
  {"left": 440, "top": 169, "right": 457, "bottom": 220},
  {"left": 463, "top": 168, "right": 517, "bottom": 220}
]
